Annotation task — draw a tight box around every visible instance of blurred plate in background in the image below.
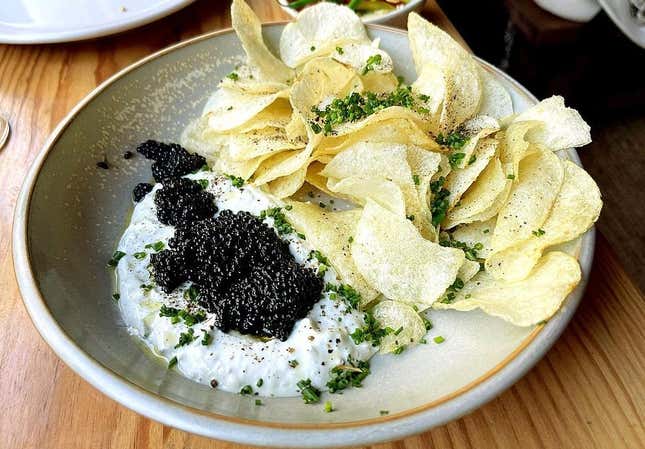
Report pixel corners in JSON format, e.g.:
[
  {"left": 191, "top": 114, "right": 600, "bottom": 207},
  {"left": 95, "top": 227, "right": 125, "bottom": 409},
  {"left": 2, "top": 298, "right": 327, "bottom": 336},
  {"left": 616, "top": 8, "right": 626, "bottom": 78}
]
[{"left": 0, "top": 0, "right": 195, "bottom": 44}]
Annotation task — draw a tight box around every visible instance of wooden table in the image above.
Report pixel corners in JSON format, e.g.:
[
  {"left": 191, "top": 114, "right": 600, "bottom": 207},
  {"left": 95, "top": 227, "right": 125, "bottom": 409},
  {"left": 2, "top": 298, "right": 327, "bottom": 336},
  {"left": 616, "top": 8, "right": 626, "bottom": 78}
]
[{"left": 1, "top": 1, "right": 644, "bottom": 448}]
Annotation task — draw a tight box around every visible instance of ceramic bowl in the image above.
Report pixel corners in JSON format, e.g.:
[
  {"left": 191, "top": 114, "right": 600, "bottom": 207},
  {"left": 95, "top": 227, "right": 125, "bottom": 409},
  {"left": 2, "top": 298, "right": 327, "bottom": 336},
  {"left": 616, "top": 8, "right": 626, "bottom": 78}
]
[
  {"left": 278, "top": 0, "right": 425, "bottom": 25},
  {"left": 13, "top": 23, "right": 594, "bottom": 448}
]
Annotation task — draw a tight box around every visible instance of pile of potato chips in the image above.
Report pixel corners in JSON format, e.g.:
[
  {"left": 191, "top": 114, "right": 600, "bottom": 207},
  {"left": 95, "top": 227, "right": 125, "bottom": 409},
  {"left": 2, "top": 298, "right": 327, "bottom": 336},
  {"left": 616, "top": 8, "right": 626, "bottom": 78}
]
[{"left": 182, "top": 0, "right": 602, "bottom": 353}]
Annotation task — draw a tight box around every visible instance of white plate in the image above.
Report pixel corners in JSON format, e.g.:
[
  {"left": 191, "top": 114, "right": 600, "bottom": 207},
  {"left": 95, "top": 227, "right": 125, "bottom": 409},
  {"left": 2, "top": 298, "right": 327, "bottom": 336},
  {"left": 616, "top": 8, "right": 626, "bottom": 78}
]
[
  {"left": 0, "top": 0, "right": 195, "bottom": 44},
  {"left": 597, "top": 0, "right": 645, "bottom": 48}
]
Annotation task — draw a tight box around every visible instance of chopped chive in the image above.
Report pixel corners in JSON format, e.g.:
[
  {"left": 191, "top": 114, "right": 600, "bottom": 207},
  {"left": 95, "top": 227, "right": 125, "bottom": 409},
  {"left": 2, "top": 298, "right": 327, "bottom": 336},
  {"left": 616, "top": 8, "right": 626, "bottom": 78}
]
[
  {"left": 380, "top": 410, "right": 389, "bottom": 415},
  {"left": 256, "top": 378, "right": 264, "bottom": 388},
  {"left": 168, "top": 356, "right": 178, "bottom": 368},
  {"left": 112, "top": 293, "right": 120, "bottom": 301},
  {"left": 240, "top": 385, "right": 253, "bottom": 395},
  {"left": 413, "top": 174, "right": 420, "bottom": 185},
  {"left": 434, "top": 336, "right": 445, "bottom": 344},
  {"left": 133, "top": 251, "right": 147, "bottom": 260},
  {"left": 145, "top": 241, "right": 165, "bottom": 252},
  {"left": 255, "top": 399, "right": 262, "bottom": 406},
  {"left": 107, "top": 250, "right": 126, "bottom": 267},
  {"left": 324, "top": 401, "right": 333, "bottom": 413},
  {"left": 507, "top": 174, "right": 515, "bottom": 180}
]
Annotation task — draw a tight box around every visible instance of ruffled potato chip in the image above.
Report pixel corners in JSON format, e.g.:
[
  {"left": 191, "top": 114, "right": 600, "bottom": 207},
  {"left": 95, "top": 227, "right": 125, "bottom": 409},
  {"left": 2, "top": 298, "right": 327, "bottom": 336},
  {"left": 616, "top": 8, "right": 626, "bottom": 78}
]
[
  {"left": 360, "top": 72, "right": 399, "bottom": 94},
  {"left": 372, "top": 301, "right": 427, "bottom": 354},
  {"left": 435, "top": 251, "right": 581, "bottom": 327},
  {"left": 445, "top": 137, "right": 498, "bottom": 208},
  {"left": 477, "top": 67, "right": 514, "bottom": 120},
  {"left": 491, "top": 149, "right": 564, "bottom": 253},
  {"left": 304, "top": 162, "right": 336, "bottom": 197},
  {"left": 406, "top": 145, "right": 442, "bottom": 208},
  {"left": 284, "top": 202, "right": 378, "bottom": 306},
  {"left": 332, "top": 41, "right": 393, "bottom": 74},
  {"left": 408, "top": 12, "right": 482, "bottom": 130},
  {"left": 458, "top": 259, "right": 482, "bottom": 284},
  {"left": 457, "top": 115, "right": 500, "bottom": 165},
  {"left": 513, "top": 96, "right": 591, "bottom": 151},
  {"left": 443, "top": 158, "right": 507, "bottom": 228},
  {"left": 231, "top": 0, "right": 293, "bottom": 83},
  {"left": 451, "top": 217, "right": 496, "bottom": 259},
  {"left": 180, "top": 116, "right": 227, "bottom": 163},
  {"left": 332, "top": 105, "right": 430, "bottom": 137},
  {"left": 227, "top": 99, "right": 293, "bottom": 134},
  {"left": 267, "top": 166, "right": 307, "bottom": 198},
  {"left": 327, "top": 176, "right": 407, "bottom": 217},
  {"left": 219, "top": 64, "right": 287, "bottom": 95},
  {"left": 352, "top": 201, "right": 464, "bottom": 305},
  {"left": 226, "top": 127, "right": 305, "bottom": 161},
  {"left": 252, "top": 132, "right": 321, "bottom": 185},
  {"left": 411, "top": 63, "right": 446, "bottom": 128},
  {"left": 279, "top": 2, "right": 370, "bottom": 68},
  {"left": 204, "top": 87, "right": 288, "bottom": 133},
  {"left": 485, "top": 160, "right": 601, "bottom": 281}
]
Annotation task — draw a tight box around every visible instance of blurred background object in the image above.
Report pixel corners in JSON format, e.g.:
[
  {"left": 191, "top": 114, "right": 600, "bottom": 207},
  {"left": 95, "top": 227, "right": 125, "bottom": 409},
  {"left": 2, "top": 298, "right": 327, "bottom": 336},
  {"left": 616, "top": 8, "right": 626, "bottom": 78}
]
[
  {"left": 437, "top": 0, "right": 645, "bottom": 291},
  {"left": 0, "top": 114, "right": 9, "bottom": 150}
]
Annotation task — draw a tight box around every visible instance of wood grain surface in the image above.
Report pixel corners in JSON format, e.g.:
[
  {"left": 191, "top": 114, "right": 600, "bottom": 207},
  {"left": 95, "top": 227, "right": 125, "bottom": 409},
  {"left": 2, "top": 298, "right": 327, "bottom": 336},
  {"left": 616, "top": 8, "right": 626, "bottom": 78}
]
[{"left": 1, "top": 1, "right": 644, "bottom": 448}]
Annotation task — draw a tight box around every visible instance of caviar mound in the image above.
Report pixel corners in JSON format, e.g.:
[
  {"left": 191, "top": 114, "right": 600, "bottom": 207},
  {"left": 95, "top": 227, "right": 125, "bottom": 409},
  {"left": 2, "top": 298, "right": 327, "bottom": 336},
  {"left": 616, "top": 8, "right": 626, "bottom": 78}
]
[
  {"left": 132, "top": 182, "right": 153, "bottom": 202},
  {"left": 154, "top": 177, "right": 217, "bottom": 227},
  {"left": 137, "top": 140, "right": 206, "bottom": 182},
  {"left": 150, "top": 210, "right": 324, "bottom": 341}
]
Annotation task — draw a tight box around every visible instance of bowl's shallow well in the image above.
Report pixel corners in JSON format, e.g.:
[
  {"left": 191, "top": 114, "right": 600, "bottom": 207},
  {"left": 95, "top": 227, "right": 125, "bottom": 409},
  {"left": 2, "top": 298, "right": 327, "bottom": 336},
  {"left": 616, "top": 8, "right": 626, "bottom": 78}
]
[{"left": 14, "top": 24, "right": 594, "bottom": 448}]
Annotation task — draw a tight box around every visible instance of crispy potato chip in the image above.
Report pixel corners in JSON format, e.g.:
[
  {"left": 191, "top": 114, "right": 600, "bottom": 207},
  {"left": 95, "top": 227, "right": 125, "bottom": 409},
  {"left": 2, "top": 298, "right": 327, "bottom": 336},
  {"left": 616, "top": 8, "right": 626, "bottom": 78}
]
[
  {"left": 445, "top": 137, "right": 498, "bottom": 208},
  {"left": 332, "top": 41, "right": 393, "bottom": 74},
  {"left": 231, "top": 0, "right": 293, "bottom": 83},
  {"left": 333, "top": 106, "right": 429, "bottom": 136},
  {"left": 284, "top": 202, "right": 378, "bottom": 305},
  {"left": 321, "top": 141, "right": 412, "bottom": 183},
  {"left": 328, "top": 176, "right": 407, "bottom": 217},
  {"left": 219, "top": 65, "right": 287, "bottom": 95},
  {"left": 204, "top": 87, "right": 287, "bottom": 132},
  {"left": 485, "top": 160, "right": 601, "bottom": 280},
  {"left": 289, "top": 58, "right": 363, "bottom": 123},
  {"left": 360, "top": 72, "right": 399, "bottom": 94},
  {"left": 477, "top": 67, "right": 513, "bottom": 120},
  {"left": 352, "top": 201, "right": 464, "bottom": 305},
  {"left": 226, "top": 127, "right": 305, "bottom": 161},
  {"left": 267, "top": 166, "right": 307, "bottom": 198},
  {"left": 411, "top": 63, "right": 446, "bottom": 126},
  {"left": 458, "top": 259, "right": 482, "bottom": 284},
  {"left": 435, "top": 251, "right": 581, "bottom": 326},
  {"left": 457, "top": 115, "right": 500, "bottom": 164},
  {"left": 513, "top": 96, "right": 591, "bottom": 151},
  {"left": 406, "top": 145, "right": 442, "bottom": 208},
  {"left": 372, "top": 301, "right": 427, "bottom": 353},
  {"left": 500, "top": 120, "right": 540, "bottom": 178},
  {"left": 180, "top": 116, "right": 227, "bottom": 163},
  {"left": 443, "top": 158, "right": 507, "bottom": 228},
  {"left": 491, "top": 149, "right": 564, "bottom": 253},
  {"left": 408, "top": 13, "right": 482, "bottom": 130},
  {"left": 226, "top": 99, "right": 293, "bottom": 133},
  {"left": 285, "top": 110, "right": 307, "bottom": 141},
  {"left": 279, "top": 2, "right": 370, "bottom": 68},
  {"left": 252, "top": 135, "right": 319, "bottom": 185},
  {"left": 451, "top": 217, "right": 496, "bottom": 259},
  {"left": 215, "top": 153, "right": 268, "bottom": 180},
  {"left": 304, "top": 162, "right": 336, "bottom": 197},
  {"left": 317, "top": 118, "right": 438, "bottom": 155}
]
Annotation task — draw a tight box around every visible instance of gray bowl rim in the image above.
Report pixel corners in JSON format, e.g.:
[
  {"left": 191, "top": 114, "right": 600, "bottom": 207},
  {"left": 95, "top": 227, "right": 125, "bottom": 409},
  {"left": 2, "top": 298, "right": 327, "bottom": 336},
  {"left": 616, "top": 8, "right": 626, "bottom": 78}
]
[{"left": 12, "top": 22, "right": 595, "bottom": 448}]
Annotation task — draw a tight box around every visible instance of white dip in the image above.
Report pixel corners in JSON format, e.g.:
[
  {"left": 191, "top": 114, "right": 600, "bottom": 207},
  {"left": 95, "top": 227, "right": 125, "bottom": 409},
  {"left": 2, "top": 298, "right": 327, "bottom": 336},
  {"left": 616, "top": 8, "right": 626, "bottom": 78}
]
[{"left": 116, "top": 171, "right": 376, "bottom": 397}]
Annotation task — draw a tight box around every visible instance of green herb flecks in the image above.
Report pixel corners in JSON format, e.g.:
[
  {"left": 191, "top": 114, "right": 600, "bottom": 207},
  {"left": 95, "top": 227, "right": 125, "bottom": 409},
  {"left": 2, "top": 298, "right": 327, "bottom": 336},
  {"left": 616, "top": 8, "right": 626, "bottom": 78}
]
[
  {"left": 413, "top": 174, "right": 420, "bottom": 185},
  {"left": 259, "top": 207, "right": 294, "bottom": 236},
  {"left": 240, "top": 385, "right": 253, "bottom": 395},
  {"left": 439, "top": 233, "right": 483, "bottom": 262},
  {"left": 440, "top": 277, "right": 465, "bottom": 304},
  {"left": 168, "top": 356, "right": 178, "bottom": 368},
  {"left": 226, "top": 72, "right": 239, "bottom": 81},
  {"left": 324, "top": 401, "right": 333, "bottom": 413},
  {"left": 434, "top": 335, "right": 446, "bottom": 344},
  {"left": 325, "top": 283, "right": 361, "bottom": 310},
  {"left": 297, "top": 379, "right": 321, "bottom": 404},
  {"left": 336, "top": 46, "right": 344, "bottom": 55},
  {"left": 350, "top": 312, "right": 392, "bottom": 347},
  {"left": 532, "top": 228, "right": 546, "bottom": 237},
  {"left": 326, "top": 358, "right": 370, "bottom": 393},
  {"left": 309, "top": 87, "right": 425, "bottom": 135},
  {"left": 436, "top": 130, "right": 468, "bottom": 150},
  {"left": 448, "top": 152, "right": 466, "bottom": 169},
  {"left": 507, "top": 174, "right": 515, "bottom": 180},
  {"left": 112, "top": 293, "right": 120, "bottom": 301},
  {"left": 430, "top": 176, "right": 450, "bottom": 226},
  {"left": 362, "top": 54, "right": 382, "bottom": 75},
  {"left": 145, "top": 241, "right": 165, "bottom": 252},
  {"left": 201, "top": 330, "right": 212, "bottom": 346},
  {"left": 175, "top": 328, "right": 195, "bottom": 348},
  {"left": 288, "top": 359, "right": 299, "bottom": 368},
  {"left": 184, "top": 284, "right": 200, "bottom": 302},
  {"left": 256, "top": 378, "right": 264, "bottom": 388},
  {"left": 226, "top": 174, "right": 245, "bottom": 188},
  {"left": 255, "top": 399, "right": 263, "bottom": 406},
  {"left": 133, "top": 251, "right": 147, "bottom": 260},
  {"left": 107, "top": 250, "right": 126, "bottom": 267}
]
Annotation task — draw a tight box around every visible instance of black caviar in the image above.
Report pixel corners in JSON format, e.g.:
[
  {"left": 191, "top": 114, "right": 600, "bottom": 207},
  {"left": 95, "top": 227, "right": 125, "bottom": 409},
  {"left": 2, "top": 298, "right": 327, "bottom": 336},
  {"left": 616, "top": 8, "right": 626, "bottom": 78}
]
[
  {"left": 154, "top": 177, "right": 217, "bottom": 226},
  {"left": 132, "top": 182, "right": 153, "bottom": 202},
  {"left": 150, "top": 210, "right": 324, "bottom": 341},
  {"left": 136, "top": 140, "right": 206, "bottom": 182}
]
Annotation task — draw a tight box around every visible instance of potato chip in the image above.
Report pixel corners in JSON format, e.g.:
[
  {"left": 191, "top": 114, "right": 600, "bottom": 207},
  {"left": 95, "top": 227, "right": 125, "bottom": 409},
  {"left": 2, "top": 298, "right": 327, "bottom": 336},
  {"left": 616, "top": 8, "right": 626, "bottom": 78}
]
[
  {"left": 352, "top": 201, "right": 464, "bottom": 305},
  {"left": 332, "top": 41, "right": 393, "bottom": 74},
  {"left": 406, "top": 145, "right": 442, "bottom": 208},
  {"left": 328, "top": 176, "right": 407, "bottom": 217},
  {"left": 372, "top": 301, "right": 427, "bottom": 353},
  {"left": 451, "top": 218, "right": 496, "bottom": 259},
  {"left": 226, "top": 127, "right": 305, "bottom": 161},
  {"left": 411, "top": 63, "right": 446, "bottom": 126},
  {"left": 317, "top": 118, "right": 438, "bottom": 155},
  {"left": 333, "top": 106, "right": 430, "bottom": 136},
  {"left": 289, "top": 58, "right": 363, "bottom": 123},
  {"left": 435, "top": 251, "right": 581, "bottom": 326},
  {"left": 444, "top": 137, "right": 498, "bottom": 208},
  {"left": 252, "top": 134, "right": 320, "bottom": 185},
  {"left": 485, "top": 160, "right": 601, "bottom": 280},
  {"left": 219, "top": 69, "right": 287, "bottom": 95},
  {"left": 231, "top": 0, "right": 293, "bottom": 83},
  {"left": 279, "top": 2, "right": 370, "bottom": 68},
  {"left": 180, "top": 116, "right": 227, "bottom": 163},
  {"left": 226, "top": 99, "right": 293, "bottom": 133},
  {"left": 304, "top": 162, "right": 336, "bottom": 197},
  {"left": 477, "top": 67, "right": 513, "bottom": 120},
  {"left": 457, "top": 115, "right": 500, "bottom": 164},
  {"left": 284, "top": 202, "right": 378, "bottom": 305},
  {"left": 285, "top": 110, "right": 307, "bottom": 141},
  {"left": 500, "top": 120, "right": 540, "bottom": 178},
  {"left": 215, "top": 153, "right": 268, "bottom": 180},
  {"left": 513, "top": 96, "right": 591, "bottom": 151},
  {"left": 204, "top": 87, "right": 287, "bottom": 132},
  {"left": 443, "top": 158, "right": 507, "bottom": 228},
  {"left": 267, "top": 166, "right": 307, "bottom": 198},
  {"left": 491, "top": 149, "right": 564, "bottom": 253},
  {"left": 458, "top": 259, "right": 482, "bottom": 284},
  {"left": 360, "top": 72, "right": 399, "bottom": 94},
  {"left": 408, "top": 13, "right": 482, "bottom": 130}
]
